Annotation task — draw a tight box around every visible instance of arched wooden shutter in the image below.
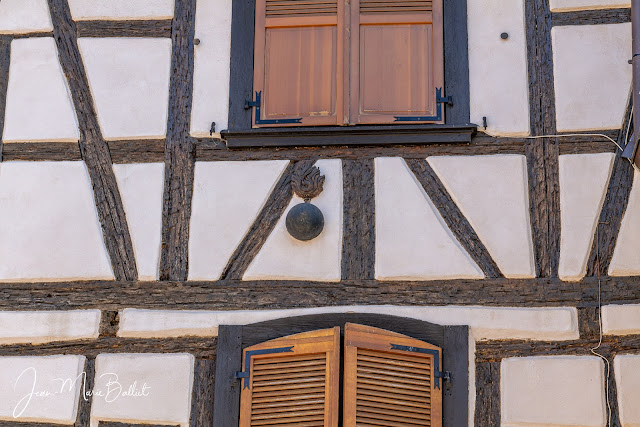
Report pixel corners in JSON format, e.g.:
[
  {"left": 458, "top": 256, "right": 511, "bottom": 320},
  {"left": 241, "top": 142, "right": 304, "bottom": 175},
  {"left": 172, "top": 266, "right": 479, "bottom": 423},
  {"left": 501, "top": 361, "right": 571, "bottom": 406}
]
[
  {"left": 343, "top": 323, "right": 443, "bottom": 426},
  {"left": 350, "top": 0, "right": 444, "bottom": 124},
  {"left": 253, "top": 0, "right": 345, "bottom": 127},
  {"left": 239, "top": 327, "right": 340, "bottom": 426}
]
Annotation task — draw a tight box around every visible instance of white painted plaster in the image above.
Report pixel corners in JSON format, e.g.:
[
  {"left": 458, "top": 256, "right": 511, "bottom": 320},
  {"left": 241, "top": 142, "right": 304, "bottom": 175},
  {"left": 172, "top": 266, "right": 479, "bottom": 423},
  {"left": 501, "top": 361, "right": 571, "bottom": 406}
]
[
  {"left": 552, "top": 23, "right": 632, "bottom": 132},
  {"left": 428, "top": 155, "right": 535, "bottom": 278},
  {"left": 558, "top": 153, "right": 615, "bottom": 281},
  {"left": 244, "top": 160, "right": 343, "bottom": 281},
  {"left": 0, "top": 161, "right": 113, "bottom": 281},
  {"left": 0, "top": 355, "right": 85, "bottom": 424},
  {"left": 502, "top": 356, "right": 606, "bottom": 427},
  {"left": 68, "top": 0, "right": 174, "bottom": 20},
  {"left": 602, "top": 304, "right": 640, "bottom": 335},
  {"left": 3, "top": 38, "right": 78, "bottom": 142},
  {"left": 78, "top": 38, "right": 172, "bottom": 140},
  {"left": 0, "top": 310, "right": 100, "bottom": 344},
  {"left": 91, "top": 353, "right": 194, "bottom": 427},
  {"left": 0, "top": 0, "right": 52, "bottom": 34},
  {"left": 610, "top": 170, "right": 640, "bottom": 276},
  {"left": 118, "top": 305, "right": 578, "bottom": 341},
  {"left": 191, "top": 0, "right": 231, "bottom": 136},
  {"left": 188, "top": 160, "right": 289, "bottom": 280},
  {"left": 614, "top": 355, "right": 640, "bottom": 427},
  {"left": 375, "top": 157, "right": 483, "bottom": 280},
  {"left": 467, "top": 0, "right": 530, "bottom": 136},
  {"left": 113, "top": 163, "right": 164, "bottom": 280},
  {"left": 550, "top": 0, "right": 630, "bottom": 12}
]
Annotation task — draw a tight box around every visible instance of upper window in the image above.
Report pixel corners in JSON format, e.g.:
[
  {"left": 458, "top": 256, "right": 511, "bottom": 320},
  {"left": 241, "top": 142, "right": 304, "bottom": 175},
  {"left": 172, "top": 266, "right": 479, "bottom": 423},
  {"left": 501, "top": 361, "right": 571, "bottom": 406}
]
[{"left": 251, "top": 0, "right": 444, "bottom": 127}]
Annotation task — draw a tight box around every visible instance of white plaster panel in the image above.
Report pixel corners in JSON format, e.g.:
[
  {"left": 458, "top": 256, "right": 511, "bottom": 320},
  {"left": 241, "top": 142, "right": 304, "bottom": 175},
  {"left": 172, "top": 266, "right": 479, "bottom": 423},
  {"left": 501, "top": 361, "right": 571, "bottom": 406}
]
[
  {"left": 502, "top": 356, "right": 606, "bottom": 427},
  {"left": 0, "top": 310, "right": 100, "bottom": 344},
  {"left": 243, "top": 160, "right": 342, "bottom": 281},
  {"left": 467, "top": 0, "right": 530, "bottom": 136},
  {"left": 0, "top": 355, "right": 85, "bottom": 424},
  {"left": 78, "top": 38, "right": 172, "bottom": 139},
  {"left": 0, "top": 161, "right": 113, "bottom": 281},
  {"left": 90, "top": 353, "right": 194, "bottom": 427},
  {"left": 191, "top": 0, "right": 232, "bottom": 136},
  {"left": 610, "top": 170, "right": 640, "bottom": 275},
  {"left": 428, "top": 155, "right": 535, "bottom": 278},
  {"left": 0, "top": 0, "right": 52, "bottom": 34},
  {"left": 68, "top": 0, "right": 174, "bottom": 20},
  {"left": 614, "top": 355, "right": 640, "bottom": 426},
  {"left": 118, "top": 306, "right": 578, "bottom": 341},
  {"left": 113, "top": 163, "right": 164, "bottom": 280},
  {"left": 3, "top": 38, "right": 78, "bottom": 142},
  {"left": 602, "top": 304, "right": 640, "bottom": 335},
  {"left": 552, "top": 23, "right": 632, "bottom": 131},
  {"left": 550, "top": 0, "right": 630, "bottom": 11},
  {"left": 559, "top": 153, "right": 615, "bottom": 281},
  {"left": 375, "top": 157, "right": 483, "bottom": 280},
  {"left": 188, "top": 160, "right": 289, "bottom": 280}
]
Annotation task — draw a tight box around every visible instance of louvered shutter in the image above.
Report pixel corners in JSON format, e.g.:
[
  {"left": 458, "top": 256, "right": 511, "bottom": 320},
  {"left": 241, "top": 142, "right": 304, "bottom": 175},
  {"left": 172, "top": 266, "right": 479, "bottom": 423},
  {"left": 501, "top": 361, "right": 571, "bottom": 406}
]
[
  {"left": 350, "top": 0, "right": 444, "bottom": 124},
  {"left": 343, "top": 323, "right": 443, "bottom": 426},
  {"left": 239, "top": 327, "right": 340, "bottom": 426},
  {"left": 253, "top": 0, "right": 346, "bottom": 127}
]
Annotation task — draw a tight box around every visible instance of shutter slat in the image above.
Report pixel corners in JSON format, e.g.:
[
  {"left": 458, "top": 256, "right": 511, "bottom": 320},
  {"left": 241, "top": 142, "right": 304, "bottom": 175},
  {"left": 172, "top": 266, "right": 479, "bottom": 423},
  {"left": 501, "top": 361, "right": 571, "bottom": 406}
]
[
  {"left": 355, "top": 415, "right": 431, "bottom": 427},
  {"left": 360, "top": 0, "right": 431, "bottom": 13},
  {"left": 357, "top": 400, "right": 431, "bottom": 416},
  {"left": 253, "top": 399, "right": 325, "bottom": 410},
  {"left": 354, "top": 391, "right": 431, "bottom": 410},
  {"left": 266, "top": 0, "right": 337, "bottom": 17},
  {"left": 356, "top": 404, "right": 431, "bottom": 422}
]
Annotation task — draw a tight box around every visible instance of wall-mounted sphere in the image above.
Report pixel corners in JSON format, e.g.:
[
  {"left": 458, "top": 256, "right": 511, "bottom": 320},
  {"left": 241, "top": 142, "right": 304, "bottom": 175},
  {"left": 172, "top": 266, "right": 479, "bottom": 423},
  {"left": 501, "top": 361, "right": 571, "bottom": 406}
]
[{"left": 286, "top": 203, "right": 324, "bottom": 241}]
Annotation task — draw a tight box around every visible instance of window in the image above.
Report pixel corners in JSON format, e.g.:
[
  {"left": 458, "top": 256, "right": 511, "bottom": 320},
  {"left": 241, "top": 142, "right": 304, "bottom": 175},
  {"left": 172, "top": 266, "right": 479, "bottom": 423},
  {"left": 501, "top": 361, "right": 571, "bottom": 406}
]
[{"left": 213, "top": 313, "right": 469, "bottom": 426}]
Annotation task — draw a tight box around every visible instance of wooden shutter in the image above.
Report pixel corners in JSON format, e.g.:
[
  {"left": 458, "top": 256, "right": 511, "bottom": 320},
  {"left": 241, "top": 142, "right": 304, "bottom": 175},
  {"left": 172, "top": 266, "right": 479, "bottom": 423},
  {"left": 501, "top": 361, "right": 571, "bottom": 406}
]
[
  {"left": 343, "top": 323, "right": 442, "bottom": 426},
  {"left": 253, "top": 0, "right": 345, "bottom": 127},
  {"left": 350, "top": 0, "right": 444, "bottom": 124},
  {"left": 239, "top": 327, "right": 340, "bottom": 426}
]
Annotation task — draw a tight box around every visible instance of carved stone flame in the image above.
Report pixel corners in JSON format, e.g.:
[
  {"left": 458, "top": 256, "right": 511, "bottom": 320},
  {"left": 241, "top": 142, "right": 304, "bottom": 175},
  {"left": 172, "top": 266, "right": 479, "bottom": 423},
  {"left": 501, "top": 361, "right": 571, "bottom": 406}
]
[{"left": 292, "top": 163, "right": 325, "bottom": 202}]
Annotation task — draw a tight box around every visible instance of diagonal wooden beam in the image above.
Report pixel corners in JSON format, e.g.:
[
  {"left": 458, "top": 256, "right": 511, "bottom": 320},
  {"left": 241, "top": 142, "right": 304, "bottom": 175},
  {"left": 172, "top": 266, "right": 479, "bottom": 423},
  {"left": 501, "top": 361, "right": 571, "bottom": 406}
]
[
  {"left": 525, "top": 0, "right": 561, "bottom": 278},
  {"left": 48, "top": 0, "right": 138, "bottom": 281},
  {"left": 0, "top": 36, "right": 11, "bottom": 162},
  {"left": 405, "top": 158, "right": 504, "bottom": 278},
  {"left": 159, "top": 0, "right": 197, "bottom": 281},
  {"left": 586, "top": 92, "right": 634, "bottom": 277},
  {"left": 220, "top": 160, "right": 316, "bottom": 280}
]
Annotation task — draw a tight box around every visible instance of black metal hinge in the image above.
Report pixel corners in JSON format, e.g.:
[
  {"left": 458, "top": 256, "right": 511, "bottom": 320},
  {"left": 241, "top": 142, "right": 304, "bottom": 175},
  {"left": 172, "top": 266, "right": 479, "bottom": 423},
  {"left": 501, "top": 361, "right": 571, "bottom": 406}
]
[
  {"left": 234, "top": 346, "right": 294, "bottom": 389},
  {"left": 245, "top": 91, "right": 303, "bottom": 125},
  {"left": 394, "top": 87, "right": 451, "bottom": 123},
  {"left": 390, "top": 343, "right": 450, "bottom": 389}
]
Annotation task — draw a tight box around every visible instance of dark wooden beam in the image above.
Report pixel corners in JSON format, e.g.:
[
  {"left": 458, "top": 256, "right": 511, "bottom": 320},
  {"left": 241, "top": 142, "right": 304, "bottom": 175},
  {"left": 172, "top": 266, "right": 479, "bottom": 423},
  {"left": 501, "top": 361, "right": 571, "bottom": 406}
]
[
  {"left": 220, "top": 160, "right": 315, "bottom": 280},
  {"left": 525, "top": 0, "right": 561, "bottom": 278},
  {"left": 405, "top": 158, "right": 503, "bottom": 278},
  {"left": 0, "top": 36, "right": 10, "bottom": 163},
  {"left": 189, "top": 359, "right": 216, "bottom": 427},
  {"left": 586, "top": 94, "right": 634, "bottom": 277},
  {"left": 48, "top": 0, "right": 138, "bottom": 281},
  {"left": 577, "top": 306, "right": 600, "bottom": 340},
  {"left": 12, "top": 31, "right": 54, "bottom": 39},
  {"left": 99, "top": 310, "right": 119, "bottom": 337},
  {"left": 606, "top": 354, "right": 622, "bottom": 427},
  {"left": 342, "top": 159, "right": 376, "bottom": 280},
  {"left": 474, "top": 361, "right": 500, "bottom": 427},
  {"left": 159, "top": 0, "right": 197, "bottom": 281},
  {"left": 76, "top": 19, "right": 172, "bottom": 38},
  {"left": 75, "top": 357, "right": 95, "bottom": 427},
  {"left": 552, "top": 7, "right": 631, "bottom": 26}
]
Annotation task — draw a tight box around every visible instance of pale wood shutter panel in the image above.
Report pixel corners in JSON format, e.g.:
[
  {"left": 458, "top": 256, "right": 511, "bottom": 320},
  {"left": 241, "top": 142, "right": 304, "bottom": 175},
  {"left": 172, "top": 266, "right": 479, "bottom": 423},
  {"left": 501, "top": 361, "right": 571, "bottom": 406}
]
[
  {"left": 239, "top": 327, "right": 340, "bottom": 426},
  {"left": 253, "top": 0, "right": 345, "bottom": 127},
  {"left": 350, "top": 0, "right": 444, "bottom": 124},
  {"left": 343, "top": 323, "right": 443, "bottom": 426}
]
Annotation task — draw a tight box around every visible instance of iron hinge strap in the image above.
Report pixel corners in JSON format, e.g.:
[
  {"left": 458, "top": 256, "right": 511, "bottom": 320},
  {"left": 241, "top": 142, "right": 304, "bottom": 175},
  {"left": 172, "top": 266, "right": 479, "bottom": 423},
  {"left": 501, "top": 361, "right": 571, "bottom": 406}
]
[
  {"left": 390, "top": 343, "right": 449, "bottom": 389},
  {"left": 245, "top": 91, "right": 303, "bottom": 125},
  {"left": 234, "top": 346, "right": 294, "bottom": 389},
  {"left": 394, "top": 87, "right": 451, "bottom": 123}
]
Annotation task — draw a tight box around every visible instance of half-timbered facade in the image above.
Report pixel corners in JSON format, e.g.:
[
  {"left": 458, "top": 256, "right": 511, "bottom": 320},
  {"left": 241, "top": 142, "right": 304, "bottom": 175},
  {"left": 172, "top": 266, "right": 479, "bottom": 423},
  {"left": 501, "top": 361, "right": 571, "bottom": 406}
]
[{"left": 0, "top": 0, "right": 638, "bottom": 425}]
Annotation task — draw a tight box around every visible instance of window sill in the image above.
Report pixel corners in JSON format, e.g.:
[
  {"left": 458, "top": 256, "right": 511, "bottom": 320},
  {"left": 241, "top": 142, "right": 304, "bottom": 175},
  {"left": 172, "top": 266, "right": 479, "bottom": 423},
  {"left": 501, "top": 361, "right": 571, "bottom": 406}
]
[{"left": 221, "top": 124, "right": 477, "bottom": 148}]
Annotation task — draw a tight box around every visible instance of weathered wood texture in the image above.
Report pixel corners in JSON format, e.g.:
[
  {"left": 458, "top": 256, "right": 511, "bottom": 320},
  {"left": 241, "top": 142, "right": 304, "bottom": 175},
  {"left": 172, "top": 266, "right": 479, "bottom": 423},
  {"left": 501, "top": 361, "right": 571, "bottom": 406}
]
[
  {"left": 3, "top": 276, "right": 640, "bottom": 310},
  {"left": 48, "top": 0, "right": 138, "bottom": 281},
  {"left": 578, "top": 306, "right": 600, "bottom": 340},
  {"left": 160, "top": 0, "right": 197, "bottom": 281},
  {"left": 0, "top": 36, "right": 10, "bottom": 163},
  {"left": 552, "top": 7, "right": 631, "bottom": 26},
  {"left": 190, "top": 358, "right": 216, "bottom": 427},
  {"left": 75, "top": 357, "right": 95, "bottom": 427},
  {"left": 99, "top": 310, "right": 119, "bottom": 337},
  {"left": 405, "top": 158, "right": 503, "bottom": 278},
  {"left": 76, "top": 20, "right": 172, "bottom": 38},
  {"left": 213, "top": 325, "right": 243, "bottom": 427},
  {"left": 525, "top": 0, "right": 561, "bottom": 278},
  {"left": 606, "top": 355, "right": 622, "bottom": 427},
  {"left": 220, "top": 160, "right": 315, "bottom": 280},
  {"left": 475, "top": 361, "right": 500, "bottom": 427},
  {"left": 586, "top": 94, "right": 634, "bottom": 277},
  {"left": 342, "top": 159, "right": 376, "bottom": 280}
]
